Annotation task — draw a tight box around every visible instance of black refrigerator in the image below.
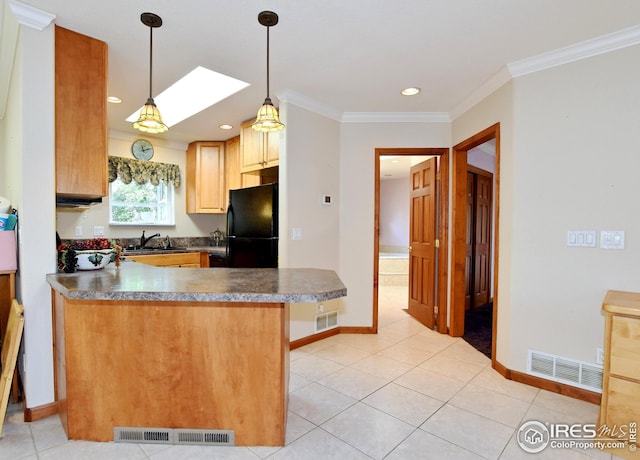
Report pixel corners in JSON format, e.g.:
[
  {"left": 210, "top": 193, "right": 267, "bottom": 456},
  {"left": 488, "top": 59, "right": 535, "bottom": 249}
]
[{"left": 226, "top": 183, "right": 278, "bottom": 268}]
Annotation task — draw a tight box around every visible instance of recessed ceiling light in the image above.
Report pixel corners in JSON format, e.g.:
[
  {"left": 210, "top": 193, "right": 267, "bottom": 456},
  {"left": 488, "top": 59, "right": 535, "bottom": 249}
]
[
  {"left": 391, "top": 159, "right": 400, "bottom": 163},
  {"left": 219, "top": 124, "right": 233, "bottom": 130},
  {"left": 107, "top": 96, "right": 122, "bottom": 103},
  {"left": 126, "top": 66, "right": 250, "bottom": 127},
  {"left": 401, "top": 87, "right": 421, "bottom": 96}
]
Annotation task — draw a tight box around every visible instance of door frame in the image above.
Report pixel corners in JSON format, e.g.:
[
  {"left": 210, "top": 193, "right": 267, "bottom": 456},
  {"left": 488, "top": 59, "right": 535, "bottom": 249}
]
[
  {"left": 449, "top": 123, "right": 500, "bottom": 364},
  {"left": 373, "top": 147, "right": 449, "bottom": 334}
]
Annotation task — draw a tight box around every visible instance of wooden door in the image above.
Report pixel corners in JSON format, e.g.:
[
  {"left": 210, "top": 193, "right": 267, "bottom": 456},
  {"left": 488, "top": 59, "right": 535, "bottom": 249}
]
[
  {"left": 464, "top": 168, "right": 493, "bottom": 309},
  {"left": 408, "top": 158, "right": 438, "bottom": 328},
  {"left": 465, "top": 172, "right": 475, "bottom": 309},
  {"left": 473, "top": 174, "right": 492, "bottom": 306}
]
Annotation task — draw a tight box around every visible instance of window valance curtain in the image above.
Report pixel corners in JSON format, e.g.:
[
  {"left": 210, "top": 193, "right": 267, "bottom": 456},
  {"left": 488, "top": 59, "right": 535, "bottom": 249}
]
[{"left": 108, "top": 156, "right": 181, "bottom": 187}]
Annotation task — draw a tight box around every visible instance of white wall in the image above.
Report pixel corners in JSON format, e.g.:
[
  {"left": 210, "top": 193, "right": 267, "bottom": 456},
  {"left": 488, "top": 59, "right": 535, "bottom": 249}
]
[
  {"left": 379, "top": 178, "right": 410, "bottom": 251},
  {"left": 506, "top": 45, "right": 640, "bottom": 369},
  {"left": 279, "top": 103, "right": 342, "bottom": 340},
  {"left": 1, "top": 22, "right": 58, "bottom": 408},
  {"left": 339, "top": 122, "right": 451, "bottom": 328},
  {"left": 56, "top": 134, "right": 226, "bottom": 241},
  {"left": 454, "top": 43, "right": 640, "bottom": 373}
]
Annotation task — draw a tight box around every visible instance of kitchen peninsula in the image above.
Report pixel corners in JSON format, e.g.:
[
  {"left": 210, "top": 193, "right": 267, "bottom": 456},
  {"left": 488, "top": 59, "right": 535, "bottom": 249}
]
[{"left": 47, "top": 262, "right": 346, "bottom": 446}]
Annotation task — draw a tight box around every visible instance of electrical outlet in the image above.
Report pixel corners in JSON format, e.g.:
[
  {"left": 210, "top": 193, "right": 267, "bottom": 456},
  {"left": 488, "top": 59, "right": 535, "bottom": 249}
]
[
  {"left": 93, "top": 226, "right": 105, "bottom": 236},
  {"left": 316, "top": 304, "right": 324, "bottom": 314},
  {"left": 74, "top": 226, "right": 82, "bottom": 237},
  {"left": 596, "top": 347, "right": 604, "bottom": 365}
]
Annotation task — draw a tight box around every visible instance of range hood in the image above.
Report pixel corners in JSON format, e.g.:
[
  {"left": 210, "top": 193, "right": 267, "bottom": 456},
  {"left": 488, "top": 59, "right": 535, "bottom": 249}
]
[{"left": 56, "top": 196, "right": 103, "bottom": 209}]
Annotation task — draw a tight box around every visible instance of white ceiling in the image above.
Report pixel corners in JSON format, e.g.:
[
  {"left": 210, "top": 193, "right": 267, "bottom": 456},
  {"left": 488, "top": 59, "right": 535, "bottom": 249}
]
[{"left": 10, "top": 1, "right": 640, "bottom": 146}]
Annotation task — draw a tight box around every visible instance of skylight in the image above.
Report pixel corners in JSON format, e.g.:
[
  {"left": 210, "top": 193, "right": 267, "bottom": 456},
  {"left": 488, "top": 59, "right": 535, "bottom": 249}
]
[{"left": 126, "top": 66, "right": 250, "bottom": 127}]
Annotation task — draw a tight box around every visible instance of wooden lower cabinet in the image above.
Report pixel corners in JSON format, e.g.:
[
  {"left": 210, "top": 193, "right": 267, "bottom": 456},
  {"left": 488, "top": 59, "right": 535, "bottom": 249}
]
[
  {"left": 52, "top": 291, "right": 290, "bottom": 446},
  {"left": 124, "top": 252, "right": 209, "bottom": 268},
  {"left": 598, "top": 290, "right": 640, "bottom": 459}
]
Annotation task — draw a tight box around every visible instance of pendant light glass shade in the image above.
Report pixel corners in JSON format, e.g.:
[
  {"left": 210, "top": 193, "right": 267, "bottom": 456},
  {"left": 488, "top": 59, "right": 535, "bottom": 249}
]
[
  {"left": 252, "top": 11, "right": 284, "bottom": 132},
  {"left": 134, "top": 13, "right": 168, "bottom": 134},
  {"left": 134, "top": 97, "right": 168, "bottom": 133},
  {"left": 252, "top": 96, "right": 284, "bottom": 132}
]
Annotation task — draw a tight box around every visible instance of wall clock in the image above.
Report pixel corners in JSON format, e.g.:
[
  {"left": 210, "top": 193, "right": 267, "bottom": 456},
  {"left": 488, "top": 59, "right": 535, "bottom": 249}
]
[{"left": 131, "top": 139, "right": 154, "bottom": 160}]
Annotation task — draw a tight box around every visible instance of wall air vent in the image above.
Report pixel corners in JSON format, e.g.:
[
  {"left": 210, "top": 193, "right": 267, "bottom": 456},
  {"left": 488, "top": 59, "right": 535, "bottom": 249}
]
[
  {"left": 114, "top": 427, "right": 235, "bottom": 446},
  {"left": 527, "top": 350, "right": 603, "bottom": 393},
  {"left": 315, "top": 311, "right": 338, "bottom": 333}
]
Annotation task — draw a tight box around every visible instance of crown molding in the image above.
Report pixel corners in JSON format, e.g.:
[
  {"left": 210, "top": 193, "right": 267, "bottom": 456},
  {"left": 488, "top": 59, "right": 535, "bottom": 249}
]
[
  {"left": 449, "top": 66, "right": 512, "bottom": 121},
  {"left": 8, "top": 0, "right": 56, "bottom": 31},
  {"left": 508, "top": 24, "right": 640, "bottom": 78},
  {"left": 341, "top": 112, "right": 450, "bottom": 123},
  {"left": 277, "top": 89, "right": 343, "bottom": 122}
]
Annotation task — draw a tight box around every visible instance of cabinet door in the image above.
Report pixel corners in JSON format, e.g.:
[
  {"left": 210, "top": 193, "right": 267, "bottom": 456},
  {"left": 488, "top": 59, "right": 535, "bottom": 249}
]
[
  {"left": 55, "top": 26, "right": 108, "bottom": 198},
  {"left": 186, "top": 141, "right": 225, "bottom": 214},
  {"left": 225, "top": 136, "right": 241, "bottom": 199},
  {"left": 240, "top": 119, "right": 264, "bottom": 172},
  {"left": 265, "top": 131, "right": 280, "bottom": 167}
]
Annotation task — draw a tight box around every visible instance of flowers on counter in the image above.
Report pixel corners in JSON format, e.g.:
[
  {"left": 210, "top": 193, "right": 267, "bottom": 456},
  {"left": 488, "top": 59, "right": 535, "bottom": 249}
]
[{"left": 57, "top": 238, "right": 121, "bottom": 272}]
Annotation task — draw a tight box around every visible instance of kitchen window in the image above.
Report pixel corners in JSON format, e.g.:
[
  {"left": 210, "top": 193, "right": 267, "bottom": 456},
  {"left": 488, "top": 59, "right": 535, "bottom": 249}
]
[
  {"left": 109, "top": 178, "right": 174, "bottom": 225},
  {"left": 107, "top": 156, "right": 180, "bottom": 226}
]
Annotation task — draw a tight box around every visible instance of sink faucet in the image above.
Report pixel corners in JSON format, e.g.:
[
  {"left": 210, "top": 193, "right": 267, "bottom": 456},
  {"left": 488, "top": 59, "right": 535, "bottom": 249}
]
[{"left": 140, "top": 230, "right": 161, "bottom": 248}]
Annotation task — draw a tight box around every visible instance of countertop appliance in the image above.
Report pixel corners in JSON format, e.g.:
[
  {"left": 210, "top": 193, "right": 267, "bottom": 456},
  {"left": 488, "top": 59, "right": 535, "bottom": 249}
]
[{"left": 226, "top": 183, "right": 278, "bottom": 268}]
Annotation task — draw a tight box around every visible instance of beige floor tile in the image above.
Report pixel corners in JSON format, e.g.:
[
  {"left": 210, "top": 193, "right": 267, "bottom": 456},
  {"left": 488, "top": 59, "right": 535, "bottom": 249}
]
[
  {"left": 318, "top": 366, "right": 391, "bottom": 400},
  {"left": 313, "top": 342, "right": 373, "bottom": 366},
  {"left": 267, "top": 428, "right": 370, "bottom": 460},
  {"left": 436, "top": 340, "right": 492, "bottom": 367},
  {"left": 420, "top": 354, "right": 486, "bottom": 383},
  {"left": 532, "top": 390, "right": 600, "bottom": 425},
  {"left": 321, "top": 402, "right": 415, "bottom": 460},
  {"left": 449, "top": 384, "right": 532, "bottom": 427},
  {"left": 349, "top": 354, "right": 413, "bottom": 380},
  {"left": 289, "top": 353, "right": 344, "bottom": 382},
  {"left": 421, "top": 404, "right": 514, "bottom": 459},
  {"left": 376, "top": 341, "right": 434, "bottom": 366},
  {"left": 363, "top": 382, "right": 444, "bottom": 426},
  {"left": 386, "top": 429, "right": 486, "bottom": 460},
  {"left": 288, "top": 382, "right": 357, "bottom": 425},
  {"left": 395, "top": 366, "right": 466, "bottom": 401},
  {"left": 471, "top": 366, "right": 540, "bottom": 403}
]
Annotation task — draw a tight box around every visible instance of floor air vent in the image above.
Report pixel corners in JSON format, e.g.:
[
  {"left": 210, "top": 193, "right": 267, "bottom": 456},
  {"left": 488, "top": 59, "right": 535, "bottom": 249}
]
[
  {"left": 175, "top": 429, "right": 234, "bottom": 446},
  {"left": 527, "top": 350, "right": 603, "bottom": 393},
  {"left": 114, "top": 427, "right": 235, "bottom": 446},
  {"left": 114, "top": 427, "right": 172, "bottom": 445}
]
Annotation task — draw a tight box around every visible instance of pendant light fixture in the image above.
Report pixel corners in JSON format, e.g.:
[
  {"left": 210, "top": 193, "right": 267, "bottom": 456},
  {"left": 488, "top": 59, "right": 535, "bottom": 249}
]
[
  {"left": 252, "top": 11, "right": 285, "bottom": 132},
  {"left": 133, "top": 12, "right": 168, "bottom": 134}
]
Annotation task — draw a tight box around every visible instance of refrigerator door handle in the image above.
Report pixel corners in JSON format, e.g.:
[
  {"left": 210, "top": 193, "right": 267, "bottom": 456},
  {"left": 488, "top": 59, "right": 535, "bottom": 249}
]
[{"left": 226, "top": 205, "right": 234, "bottom": 260}]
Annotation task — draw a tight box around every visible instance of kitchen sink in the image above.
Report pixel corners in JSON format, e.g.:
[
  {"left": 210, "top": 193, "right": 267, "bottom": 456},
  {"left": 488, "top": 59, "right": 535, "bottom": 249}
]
[{"left": 122, "top": 247, "right": 188, "bottom": 254}]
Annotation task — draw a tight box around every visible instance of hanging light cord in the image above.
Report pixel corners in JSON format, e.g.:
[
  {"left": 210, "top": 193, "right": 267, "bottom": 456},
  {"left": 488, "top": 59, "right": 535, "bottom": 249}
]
[
  {"left": 265, "top": 24, "right": 270, "bottom": 99},
  {"left": 148, "top": 25, "right": 154, "bottom": 100}
]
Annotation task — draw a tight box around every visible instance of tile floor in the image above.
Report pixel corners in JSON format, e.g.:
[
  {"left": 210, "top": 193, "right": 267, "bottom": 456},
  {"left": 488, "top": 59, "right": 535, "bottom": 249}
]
[{"left": 0, "top": 285, "right": 616, "bottom": 459}]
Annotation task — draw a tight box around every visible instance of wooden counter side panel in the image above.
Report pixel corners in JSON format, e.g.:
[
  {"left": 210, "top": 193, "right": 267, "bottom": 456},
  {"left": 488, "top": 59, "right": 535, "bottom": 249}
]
[
  {"left": 61, "top": 299, "right": 287, "bottom": 445},
  {"left": 53, "top": 291, "right": 69, "bottom": 435}
]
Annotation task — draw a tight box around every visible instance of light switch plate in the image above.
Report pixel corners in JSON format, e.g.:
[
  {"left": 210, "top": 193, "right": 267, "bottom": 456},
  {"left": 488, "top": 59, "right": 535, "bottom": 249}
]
[
  {"left": 600, "top": 230, "right": 624, "bottom": 249},
  {"left": 567, "top": 230, "right": 596, "bottom": 247}
]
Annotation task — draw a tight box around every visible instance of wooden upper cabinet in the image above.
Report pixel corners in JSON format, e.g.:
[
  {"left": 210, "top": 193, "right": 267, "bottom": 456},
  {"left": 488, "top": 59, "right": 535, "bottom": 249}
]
[
  {"left": 240, "top": 118, "right": 280, "bottom": 173},
  {"left": 225, "top": 136, "right": 241, "bottom": 198},
  {"left": 186, "top": 141, "right": 226, "bottom": 214},
  {"left": 55, "top": 26, "right": 108, "bottom": 199}
]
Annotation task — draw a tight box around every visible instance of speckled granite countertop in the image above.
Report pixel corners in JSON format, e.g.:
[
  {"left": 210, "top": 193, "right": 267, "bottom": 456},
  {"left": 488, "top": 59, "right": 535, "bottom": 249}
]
[{"left": 46, "top": 262, "right": 347, "bottom": 303}]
